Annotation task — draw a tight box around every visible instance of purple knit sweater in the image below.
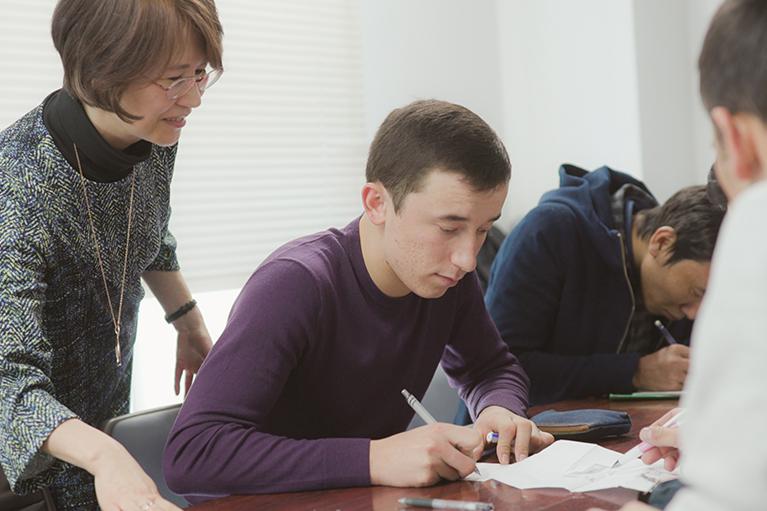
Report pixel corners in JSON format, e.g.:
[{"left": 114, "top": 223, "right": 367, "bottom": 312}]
[{"left": 163, "top": 218, "right": 529, "bottom": 501}]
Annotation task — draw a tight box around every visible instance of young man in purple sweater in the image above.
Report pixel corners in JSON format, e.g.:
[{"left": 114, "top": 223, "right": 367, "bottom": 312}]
[{"left": 163, "top": 99, "right": 554, "bottom": 501}]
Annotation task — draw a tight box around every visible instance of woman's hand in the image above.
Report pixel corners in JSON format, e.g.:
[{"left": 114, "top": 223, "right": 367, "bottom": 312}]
[
  {"left": 43, "top": 420, "right": 182, "bottom": 511},
  {"left": 172, "top": 307, "right": 212, "bottom": 396},
  {"left": 140, "top": 270, "right": 213, "bottom": 396},
  {"left": 92, "top": 441, "right": 181, "bottom": 511}
]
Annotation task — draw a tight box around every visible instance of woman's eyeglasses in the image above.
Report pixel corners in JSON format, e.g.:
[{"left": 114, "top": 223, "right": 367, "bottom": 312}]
[{"left": 154, "top": 67, "right": 223, "bottom": 100}]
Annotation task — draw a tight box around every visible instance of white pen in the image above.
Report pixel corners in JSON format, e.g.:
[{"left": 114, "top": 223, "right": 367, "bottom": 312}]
[
  {"left": 613, "top": 409, "right": 685, "bottom": 467},
  {"left": 398, "top": 497, "right": 494, "bottom": 510},
  {"left": 402, "top": 389, "right": 438, "bottom": 424},
  {"left": 401, "top": 389, "right": 482, "bottom": 477}
]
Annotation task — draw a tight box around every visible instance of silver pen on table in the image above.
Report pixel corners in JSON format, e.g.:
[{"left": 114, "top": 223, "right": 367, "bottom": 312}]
[
  {"left": 401, "top": 389, "right": 482, "bottom": 477},
  {"left": 398, "top": 497, "right": 494, "bottom": 510}
]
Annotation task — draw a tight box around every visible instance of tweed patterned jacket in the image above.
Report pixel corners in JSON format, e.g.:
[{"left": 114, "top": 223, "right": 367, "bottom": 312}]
[{"left": 0, "top": 103, "right": 179, "bottom": 510}]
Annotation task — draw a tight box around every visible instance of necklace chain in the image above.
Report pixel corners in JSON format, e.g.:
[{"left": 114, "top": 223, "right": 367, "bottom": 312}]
[{"left": 73, "top": 143, "right": 135, "bottom": 366}]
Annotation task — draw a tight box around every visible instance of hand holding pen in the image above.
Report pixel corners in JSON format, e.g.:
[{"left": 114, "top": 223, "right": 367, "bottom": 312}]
[
  {"left": 615, "top": 408, "right": 684, "bottom": 470},
  {"left": 401, "top": 390, "right": 483, "bottom": 477},
  {"left": 633, "top": 322, "right": 690, "bottom": 390},
  {"left": 368, "top": 390, "right": 485, "bottom": 488}
]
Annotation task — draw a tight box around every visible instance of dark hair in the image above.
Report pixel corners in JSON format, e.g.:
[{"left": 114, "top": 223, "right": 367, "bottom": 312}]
[
  {"left": 636, "top": 185, "right": 725, "bottom": 265},
  {"left": 52, "top": 0, "right": 224, "bottom": 122},
  {"left": 699, "top": 0, "right": 767, "bottom": 122},
  {"left": 706, "top": 164, "right": 728, "bottom": 212},
  {"left": 366, "top": 99, "right": 511, "bottom": 211}
]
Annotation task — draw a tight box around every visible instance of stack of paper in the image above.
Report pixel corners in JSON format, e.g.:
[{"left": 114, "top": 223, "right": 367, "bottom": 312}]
[{"left": 468, "top": 440, "right": 677, "bottom": 493}]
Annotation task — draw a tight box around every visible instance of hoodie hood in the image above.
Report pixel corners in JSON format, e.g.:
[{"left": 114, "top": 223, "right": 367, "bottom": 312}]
[{"left": 539, "top": 163, "right": 656, "bottom": 271}]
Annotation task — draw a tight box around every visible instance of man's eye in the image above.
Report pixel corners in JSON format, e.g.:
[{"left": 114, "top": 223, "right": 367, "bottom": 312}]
[
  {"left": 167, "top": 76, "right": 183, "bottom": 82},
  {"left": 440, "top": 227, "right": 456, "bottom": 234}
]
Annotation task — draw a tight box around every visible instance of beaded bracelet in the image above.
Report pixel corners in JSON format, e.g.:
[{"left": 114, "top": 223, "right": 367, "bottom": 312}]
[{"left": 164, "top": 299, "right": 197, "bottom": 323}]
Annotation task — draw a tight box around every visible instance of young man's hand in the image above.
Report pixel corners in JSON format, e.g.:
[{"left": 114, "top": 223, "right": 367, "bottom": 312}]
[
  {"left": 633, "top": 345, "right": 690, "bottom": 390},
  {"left": 369, "top": 423, "right": 484, "bottom": 487},
  {"left": 474, "top": 406, "right": 554, "bottom": 464},
  {"left": 637, "top": 407, "right": 682, "bottom": 471}
]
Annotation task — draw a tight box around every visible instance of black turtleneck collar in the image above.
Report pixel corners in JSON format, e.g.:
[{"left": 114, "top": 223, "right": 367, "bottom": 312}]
[{"left": 42, "top": 89, "right": 152, "bottom": 183}]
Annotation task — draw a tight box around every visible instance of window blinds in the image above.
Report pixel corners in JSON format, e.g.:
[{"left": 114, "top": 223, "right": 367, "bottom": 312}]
[
  {"left": 171, "top": 0, "right": 368, "bottom": 292},
  {"left": 0, "top": 1, "right": 63, "bottom": 123}
]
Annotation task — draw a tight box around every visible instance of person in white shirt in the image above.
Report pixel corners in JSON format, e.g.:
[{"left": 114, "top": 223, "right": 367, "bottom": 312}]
[{"left": 592, "top": 0, "right": 767, "bottom": 510}]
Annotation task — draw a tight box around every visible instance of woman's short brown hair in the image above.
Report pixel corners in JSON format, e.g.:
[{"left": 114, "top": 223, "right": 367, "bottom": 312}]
[{"left": 52, "top": 0, "right": 223, "bottom": 122}]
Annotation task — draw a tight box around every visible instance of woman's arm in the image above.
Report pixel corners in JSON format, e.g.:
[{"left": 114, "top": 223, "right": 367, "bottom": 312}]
[
  {"left": 142, "top": 270, "right": 213, "bottom": 395},
  {"left": 43, "top": 419, "right": 180, "bottom": 511}
]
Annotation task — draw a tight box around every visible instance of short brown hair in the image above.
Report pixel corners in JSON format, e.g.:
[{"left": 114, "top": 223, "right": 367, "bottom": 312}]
[
  {"left": 366, "top": 99, "right": 511, "bottom": 212},
  {"left": 52, "top": 0, "right": 223, "bottom": 122},
  {"left": 635, "top": 185, "right": 725, "bottom": 265},
  {"left": 699, "top": 0, "right": 767, "bottom": 123}
]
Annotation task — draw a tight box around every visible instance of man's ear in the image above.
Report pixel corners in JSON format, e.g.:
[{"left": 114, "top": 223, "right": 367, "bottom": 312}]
[
  {"left": 649, "top": 226, "right": 677, "bottom": 262},
  {"left": 711, "top": 106, "right": 760, "bottom": 182},
  {"left": 361, "top": 182, "right": 388, "bottom": 225}
]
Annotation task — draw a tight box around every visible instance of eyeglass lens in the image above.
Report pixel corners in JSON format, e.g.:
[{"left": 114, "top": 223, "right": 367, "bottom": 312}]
[{"left": 167, "top": 69, "right": 221, "bottom": 99}]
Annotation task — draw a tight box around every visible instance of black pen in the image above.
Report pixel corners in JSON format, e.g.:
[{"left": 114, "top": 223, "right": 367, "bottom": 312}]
[{"left": 654, "top": 320, "right": 679, "bottom": 345}]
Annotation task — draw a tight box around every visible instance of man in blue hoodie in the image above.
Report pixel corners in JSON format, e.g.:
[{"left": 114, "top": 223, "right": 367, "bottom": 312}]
[{"left": 485, "top": 164, "right": 725, "bottom": 405}]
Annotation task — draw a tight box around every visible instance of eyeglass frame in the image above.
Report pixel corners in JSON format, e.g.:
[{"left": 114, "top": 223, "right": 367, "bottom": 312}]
[{"left": 153, "top": 67, "right": 223, "bottom": 100}]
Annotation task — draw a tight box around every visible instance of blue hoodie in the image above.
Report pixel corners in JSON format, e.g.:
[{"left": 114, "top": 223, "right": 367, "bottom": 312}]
[{"left": 486, "top": 164, "right": 662, "bottom": 405}]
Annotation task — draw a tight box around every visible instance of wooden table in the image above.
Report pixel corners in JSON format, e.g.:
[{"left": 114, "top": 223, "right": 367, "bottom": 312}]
[{"left": 189, "top": 398, "right": 676, "bottom": 511}]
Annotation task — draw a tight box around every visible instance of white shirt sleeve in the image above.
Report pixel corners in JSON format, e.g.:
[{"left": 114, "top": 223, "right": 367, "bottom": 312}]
[{"left": 667, "top": 181, "right": 767, "bottom": 511}]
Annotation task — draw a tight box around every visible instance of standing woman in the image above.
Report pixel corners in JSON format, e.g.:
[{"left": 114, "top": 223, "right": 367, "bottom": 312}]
[{"left": 0, "top": 0, "right": 223, "bottom": 510}]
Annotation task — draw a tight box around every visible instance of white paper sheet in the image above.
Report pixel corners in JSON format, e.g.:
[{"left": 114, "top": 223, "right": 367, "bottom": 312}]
[{"left": 467, "top": 440, "right": 677, "bottom": 493}]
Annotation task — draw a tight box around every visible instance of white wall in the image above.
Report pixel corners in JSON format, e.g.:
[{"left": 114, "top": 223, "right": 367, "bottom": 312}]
[
  {"left": 359, "top": 0, "right": 674, "bottom": 232},
  {"left": 687, "top": 0, "right": 724, "bottom": 183},
  {"left": 633, "top": 0, "right": 724, "bottom": 201},
  {"left": 359, "top": 0, "right": 505, "bottom": 146},
  {"left": 493, "top": 0, "right": 723, "bottom": 222},
  {"left": 633, "top": 0, "right": 696, "bottom": 202},
  {"left": 495, "top": 0, "right": 645, "bottom": 229}
]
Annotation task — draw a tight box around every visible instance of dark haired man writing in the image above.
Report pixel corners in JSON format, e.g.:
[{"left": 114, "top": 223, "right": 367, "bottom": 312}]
[
  {"left": 485, "top": 164, "right": 725, "bottom": 404},
  {"left": 163, "top": 100, "right": 553, "bottom": 502}
]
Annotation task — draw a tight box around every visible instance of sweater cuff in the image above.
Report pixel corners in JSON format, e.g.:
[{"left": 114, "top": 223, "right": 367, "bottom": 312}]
[
  {"left": 145, "top": 232, "right": 180, "bottom": 272},
  {"left": 7, "top": 390, "right": 78, "bottom": 495},
  {"left": 474, "top": 391, "right": 528, "bottom": 420},
  {"left": 609, "top": 352, "right": 642, "bottom": 393},
  {"left": 322, "top": 437, "right": 371, "bottom": 488}
]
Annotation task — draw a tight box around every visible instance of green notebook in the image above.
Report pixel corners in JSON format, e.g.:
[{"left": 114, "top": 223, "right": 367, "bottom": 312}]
[{"left": 609, "top": 390, "right": 682, "bottom": 400}]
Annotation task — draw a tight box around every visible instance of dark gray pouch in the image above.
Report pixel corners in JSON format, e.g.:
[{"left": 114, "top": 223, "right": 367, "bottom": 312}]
[{"left": 530, "top": 408, "right": 632, "bottom": 442}]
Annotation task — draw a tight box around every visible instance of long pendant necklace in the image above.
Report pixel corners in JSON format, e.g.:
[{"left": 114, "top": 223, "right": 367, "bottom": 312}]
[{"left": 73, "top": 143, "right": 135, "bottom": 366}]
